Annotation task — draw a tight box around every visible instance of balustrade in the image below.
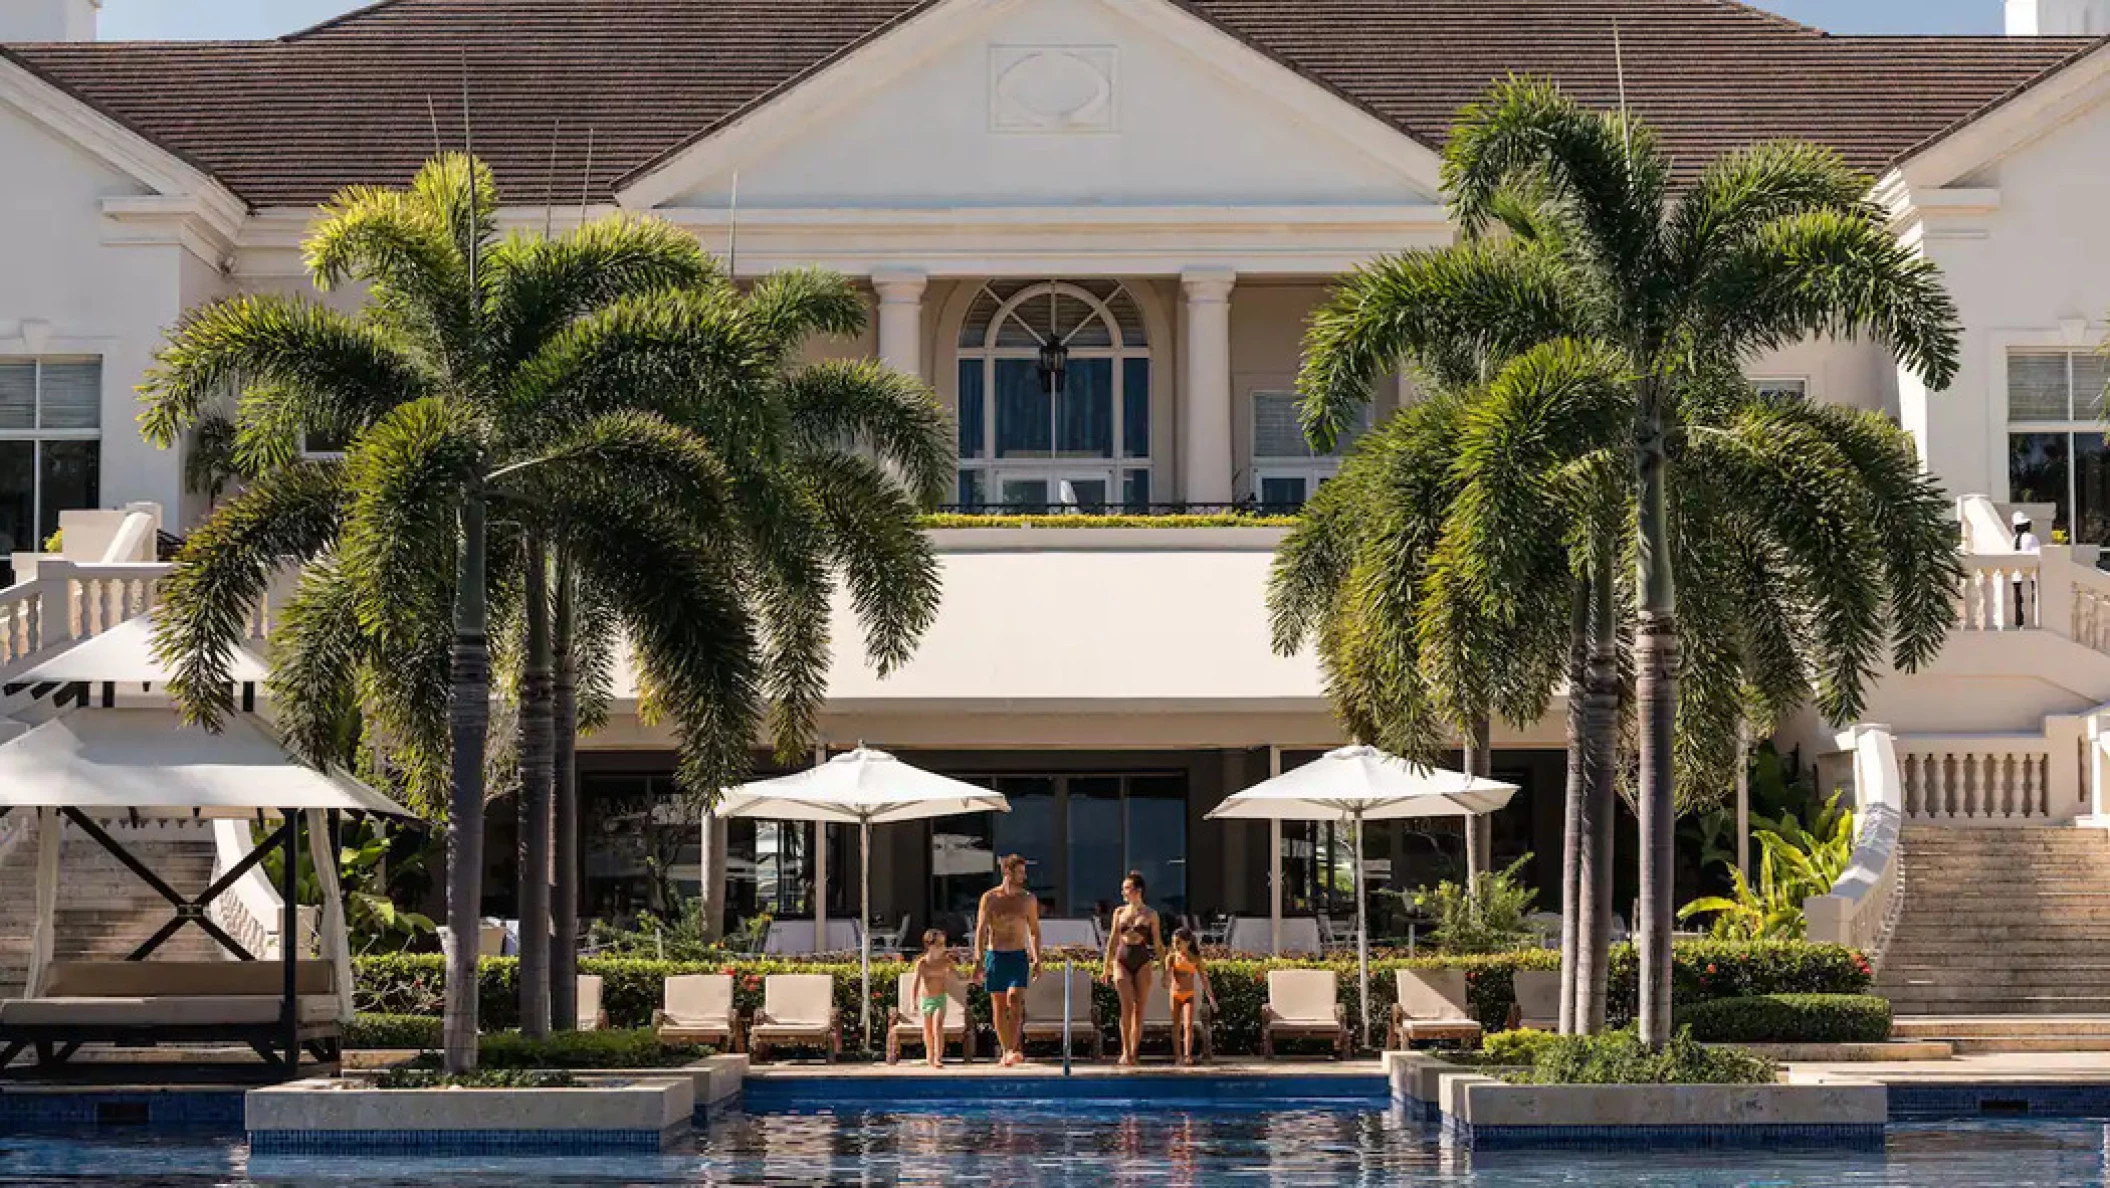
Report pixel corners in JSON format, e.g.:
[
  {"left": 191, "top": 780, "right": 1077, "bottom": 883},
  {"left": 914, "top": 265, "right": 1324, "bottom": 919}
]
[
  {"left": 1897, "top": 743, "right": 2057, "bottom": 820},
  {"left": 1958, "top": 555, "right": 2041, "bottom": 631}
]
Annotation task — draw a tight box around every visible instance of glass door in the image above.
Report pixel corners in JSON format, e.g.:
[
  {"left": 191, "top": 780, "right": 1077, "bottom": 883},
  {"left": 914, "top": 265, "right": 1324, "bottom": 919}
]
[{"left": 1066, "top": 778, "right": 1124, "bottom": 919}]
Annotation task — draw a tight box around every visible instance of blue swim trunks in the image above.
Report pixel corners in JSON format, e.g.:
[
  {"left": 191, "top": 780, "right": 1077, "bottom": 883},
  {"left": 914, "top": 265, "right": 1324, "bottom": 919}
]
[{"left": 984, "top": 949, "right": 1031, "bottom": 993}]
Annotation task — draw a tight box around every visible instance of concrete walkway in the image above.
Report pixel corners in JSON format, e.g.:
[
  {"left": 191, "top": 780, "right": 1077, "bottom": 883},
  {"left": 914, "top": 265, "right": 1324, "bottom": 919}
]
[{"left": 1791, "top": 1051, "right": 2110, "bottom": 1084}]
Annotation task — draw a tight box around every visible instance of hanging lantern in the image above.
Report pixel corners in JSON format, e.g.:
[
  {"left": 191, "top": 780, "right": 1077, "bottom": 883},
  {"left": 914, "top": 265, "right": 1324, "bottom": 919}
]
[{"left": 1037, "top": 337, "right": 1069, "bottom": 395}]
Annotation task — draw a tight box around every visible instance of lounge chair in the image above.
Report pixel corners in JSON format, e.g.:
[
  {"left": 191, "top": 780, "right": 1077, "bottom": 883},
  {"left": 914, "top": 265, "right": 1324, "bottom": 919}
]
[
  {"left": 1509, "top": 970, "right": 1561, "bottom": 1031},
  {"left": 478, "top": 923, "right": 510, "bottom": 959},
  {"left": 1387, "top": 969, "right": 1482, "bottom": 1049},
  {"left": 575, "top": 974, "right": 608, "bottom": 1032},
  {"left": 747, "top": 974, "right": 841, "bottom": 1063},
  {"left": 1141, "top": 977, "right": 1213, "bottom": 1061},
  {"left": 1019, "top": 966, "right": 1103, "bottom": 1059},
  {"left": 0, "top": 960, "right": 342, "bottom": 1071},
  {"left": 885, "top": 971, "right": 974, "bottom": 1064},
  {"left": 653, "top": 973, "right": 741, "bottom": 1051},
  {"left": 1260, "top": 969, "right": 1348, "bottom": 1059}
]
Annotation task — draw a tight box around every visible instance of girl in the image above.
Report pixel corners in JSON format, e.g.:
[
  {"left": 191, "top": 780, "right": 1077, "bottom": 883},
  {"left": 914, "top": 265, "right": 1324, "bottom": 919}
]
[
  {"left": 1101, "top": 870, "right": 1163, "bottom": 1066},
  {"left": 912, "top": 929, "right": 958, "bottom": 1069},
  {"left": 1166, "top": 927, "right": 1215, "bottom": 1066}
]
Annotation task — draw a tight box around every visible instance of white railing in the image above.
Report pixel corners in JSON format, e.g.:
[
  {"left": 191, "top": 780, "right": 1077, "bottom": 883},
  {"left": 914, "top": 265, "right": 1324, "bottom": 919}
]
[
  {"left": 1959, "top": 554, "right": 2041, "bottom": 631},
  {"left": 1893, "top": 727, "right": 2087, "bottom": 823},
  {"left": 208, "top": 817, "right": 310, "bottom": 961},
  {"left": 1804, "top": 724, "right": 1904, "bottom": 961}
]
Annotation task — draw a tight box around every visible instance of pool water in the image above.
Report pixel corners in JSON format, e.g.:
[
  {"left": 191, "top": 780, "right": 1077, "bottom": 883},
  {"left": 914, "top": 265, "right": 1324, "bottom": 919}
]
[{"left": 6, "top": 1110, "right": 2110, "bottom": 1186}]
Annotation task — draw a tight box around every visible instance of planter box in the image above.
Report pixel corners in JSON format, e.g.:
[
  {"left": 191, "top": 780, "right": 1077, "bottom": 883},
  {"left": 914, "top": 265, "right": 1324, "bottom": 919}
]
[
  {"left": 1385, "top": 1051, "right": 1524, "bottom": 1121},
  {"left": 568, "top": 1055, "right": 745, "bottom": 1121},
  {"left": 1439, "top": 1072, "right": 1887, "bottom": 1148},
  {"left": 246, "top": 1075, "right": 694, "bottom": 1154}
]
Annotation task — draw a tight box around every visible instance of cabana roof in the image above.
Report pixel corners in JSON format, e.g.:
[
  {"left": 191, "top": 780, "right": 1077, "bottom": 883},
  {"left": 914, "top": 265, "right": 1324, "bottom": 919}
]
[
  {"left": 7, "top": 618, "right": 270, "bottom": 687},
  {"left": 0, "top": 708, "right": 410, "bottom": 819}
]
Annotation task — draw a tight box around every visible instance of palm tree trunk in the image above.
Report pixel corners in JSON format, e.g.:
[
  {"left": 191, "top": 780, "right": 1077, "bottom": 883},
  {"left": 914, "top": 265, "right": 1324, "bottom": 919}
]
[
  {"left": 550, "top": 556, "right": 579, "bottom": 1030},
  {"left": 1464, "top": 715, "right": 1493, "bottom": 897},
  {"left": 444, "top": 484, "right": 491, "bottom": 1074},
  {"left": 1579, "top": 550, "right": 1619, "bottom": 1034},
  {"left": 516, "top": 536, "right": 554, "bottom": 1038},
  {"left": 1635, "top": 413, "right": 1679, "bottom": 1048},
  {"left": 1558, "top": 574, "right": 1590, "bottom": 1035}
]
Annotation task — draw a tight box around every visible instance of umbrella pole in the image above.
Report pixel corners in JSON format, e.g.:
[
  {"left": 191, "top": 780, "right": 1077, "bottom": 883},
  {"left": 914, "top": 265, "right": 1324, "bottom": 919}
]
[
  {"left": 1354, "top": 808, "right": 1370, "bottom": 1053},
  {"left": 860, "top": 818, "right": 872, "bottom": 1053}
]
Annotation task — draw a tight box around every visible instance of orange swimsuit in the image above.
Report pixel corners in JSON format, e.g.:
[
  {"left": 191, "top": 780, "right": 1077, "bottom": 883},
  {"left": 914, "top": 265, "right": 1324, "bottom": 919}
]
[{"left": 1169, "top": 951, "right": 1201, "bottom": 1008}]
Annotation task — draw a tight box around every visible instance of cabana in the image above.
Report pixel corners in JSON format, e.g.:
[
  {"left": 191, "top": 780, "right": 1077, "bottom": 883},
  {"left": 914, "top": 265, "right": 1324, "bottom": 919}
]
[{"left": 0, "top": 707, "right": 411, "bottom": 1074}]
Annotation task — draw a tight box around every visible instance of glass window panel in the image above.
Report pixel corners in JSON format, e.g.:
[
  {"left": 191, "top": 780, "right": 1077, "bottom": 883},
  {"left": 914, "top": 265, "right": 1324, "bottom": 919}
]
[
  {"left": 1252, "top": 390, "right": 1311, "bottom": 460},
  {"left": 957, "top": 359, "right": 985, "bottom": 460},
  {"left": 2010, "top": 432, "right": 2071, "bottom": 535},
  {"left": 36, "top": 361, "right": 100, "bottom": 430},
  {"left": 1126, "top": 776, "right": 1188, "bottom": 918},
  {"left": 1752, "top": 378, "right": 1808, "bottom": 403},
  {"left": 1067, "top": 779, "right": 1124, "bottom": 921},
  {"left": 995, "top": 308, "right": 1045, "bottom": 349},
  {"left": 994, "top": 359, "right": 1051, "bottom": 458},
  {"left": 1107, "top": 289, "right": 1148, "bottom": 348},
  {"left": 2078, "top": 434, "right": 2110, "bottom": 546},
  {"left": 2076, "top": 354, "right": 2110, "bottom": 422},
  {"left": 0, "top": 440, "right": 32, "bottom": 568},
  {"left": 931, "top": 807, "right": 995, "bottom": 928},
  {"left": 1122, "top": 358, "right": 1150, "bottom": 459},
  {"left": 2008, "top": 353, "right": 2074, "bottom": 422},
  {"left": 0, "top": 362, "right": 32, "bottom": 431},
  {"left": 956, "top": 468, "right": 985, "bottom": 509},
  {"left": 1001, "top": 478, "right": 1049, "bottom": 509},
  {"left": 37, "top": 440, "right": 98, "bottom": 541},
  {"left": 1055, "top": 478, "right": 1108, "bottom": 511},
  {"left": 1261, "top": 475, "right": 1309, "bottom": 509},
  {"left": 1123, "top": 468, "right": 1151, "bottom": 511},
  {"left": 991, "top": 777, "right": 1059, "bottom": 912},
  {"left": 1057, "top": 358, "right": 1114, "bottom": 458},
  {"left": 960, "top": 289, "right": 1002, "bottom": 348}
]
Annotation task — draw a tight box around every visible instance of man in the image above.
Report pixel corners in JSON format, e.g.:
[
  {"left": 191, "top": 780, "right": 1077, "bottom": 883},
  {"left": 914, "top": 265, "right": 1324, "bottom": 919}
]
[
  {"left": 2014, "top": 510, "right": 2043, "bottom": 628},
  {"left": 972, "top": 853, "right": 1041, "bottom": 1067}
]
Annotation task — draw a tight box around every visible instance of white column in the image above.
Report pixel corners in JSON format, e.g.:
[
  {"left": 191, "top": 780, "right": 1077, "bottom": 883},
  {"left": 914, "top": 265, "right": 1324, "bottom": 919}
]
[
  {"left": 1181, "top": 270, "right": 1236, "bottom": 506},
  {"left": 873, "top": 270, "right": 927, "bottom": 382}
]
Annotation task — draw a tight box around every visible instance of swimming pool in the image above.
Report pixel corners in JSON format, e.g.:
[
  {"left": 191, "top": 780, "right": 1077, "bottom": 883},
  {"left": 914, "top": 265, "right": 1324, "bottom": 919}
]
[{"left": 6, "top": 1111, "right": 2110, "bottom": 1186}]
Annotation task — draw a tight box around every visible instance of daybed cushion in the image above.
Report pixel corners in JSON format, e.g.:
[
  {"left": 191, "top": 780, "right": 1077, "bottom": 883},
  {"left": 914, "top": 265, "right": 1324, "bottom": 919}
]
[
  {"left": 0, "top": 994, "right": 339, "bottom": 1028},
  {"left": 41, "top": 960, "right": 336, "bottom": 998}
]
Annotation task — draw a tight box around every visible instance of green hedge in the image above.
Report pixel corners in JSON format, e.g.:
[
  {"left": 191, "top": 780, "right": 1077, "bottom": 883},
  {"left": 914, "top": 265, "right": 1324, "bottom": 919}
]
[
  {"left": 1511, "top": 1029, "right": 1778, "bottom": 1085},
  {"left": 356, "top": 941, "right": 1870, "bottom": 1056},
  {"left": 345, "top": 1014, "right": 443, "bottom": 1049},
  {"left": 1677, "top": 994, "right": 1893, "bottom": 1045}
]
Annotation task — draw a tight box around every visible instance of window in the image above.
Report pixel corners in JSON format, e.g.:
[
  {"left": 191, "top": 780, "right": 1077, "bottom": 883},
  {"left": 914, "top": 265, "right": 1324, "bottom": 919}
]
[
  {"left": 2006, "top": 349, "right": 2110, "bottom": 542},
  {"left": 0, "top": 358, "right": 101, "bottom": 568},
  {"left": 1250, "top": 390, "right": 1370, "bottom": 510},
  {"left": 1751, "top": 377, "right": 1809, "bottom": 403},
  {"left": 955, "top": 281, "right": 1151, "bottom": 511}
]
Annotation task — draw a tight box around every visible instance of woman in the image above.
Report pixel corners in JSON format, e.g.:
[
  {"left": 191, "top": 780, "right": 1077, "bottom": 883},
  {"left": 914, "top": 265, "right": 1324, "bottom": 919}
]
[{"left": 1101, "top": 870, "right": 1164, "bottom": 1066}]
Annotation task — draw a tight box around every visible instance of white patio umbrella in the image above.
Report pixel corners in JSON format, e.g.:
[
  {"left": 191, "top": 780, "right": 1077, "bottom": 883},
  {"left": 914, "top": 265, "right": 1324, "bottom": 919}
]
[
  {"left": 716, "top": 747, "right": 1009, "bottom": 1048},
  {"left": 1206, "top": 745, "right": 1518, "bottom": 1048}
]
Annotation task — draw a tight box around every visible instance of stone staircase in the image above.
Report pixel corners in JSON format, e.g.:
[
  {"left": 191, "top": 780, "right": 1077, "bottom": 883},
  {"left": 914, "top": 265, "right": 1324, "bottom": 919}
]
[
  {"left": 0, "top": 818, "right": 229, "bottom": 997},
  {"left": 1877, "top": 826, "right": 2110, "bottom": 1017}
]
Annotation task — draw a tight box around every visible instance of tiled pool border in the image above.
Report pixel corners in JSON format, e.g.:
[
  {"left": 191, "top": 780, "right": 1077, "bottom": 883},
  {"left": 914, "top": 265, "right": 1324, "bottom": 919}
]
[
  {"left": 0, "top": 1088, "right": 245, "bottom": 1129},
  {"left": 1443, "top": 1116, "right": 1889, "bottom": 1150},
  {"left": 740, "top": 1072, "right": 1391, "bottom": 1112},
  {"left": 248, "top": 1123, "right": 687, "bottom": 1155}
]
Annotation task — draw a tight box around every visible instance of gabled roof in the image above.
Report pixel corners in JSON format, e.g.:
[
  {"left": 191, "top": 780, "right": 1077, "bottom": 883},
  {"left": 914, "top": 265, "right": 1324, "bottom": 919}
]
[{"left": 2, "top": 0, "right": 2095, "bottom": 207}]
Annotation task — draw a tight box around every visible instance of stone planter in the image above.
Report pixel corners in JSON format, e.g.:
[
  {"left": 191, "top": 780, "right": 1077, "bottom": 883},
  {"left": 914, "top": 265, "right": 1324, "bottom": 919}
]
[
  {"left": 1384, "top": 1051, "right": 1521, "bottom": 1121},
  {"left": 246, "top": 1074, "right": 694, "bottom": 1154},
  {"left": 567, "top": 1055, "right": 745, "bottom": 1121},
  {"left": 1438, "top": 1072, "right": 1887, "bottom": 1148}
]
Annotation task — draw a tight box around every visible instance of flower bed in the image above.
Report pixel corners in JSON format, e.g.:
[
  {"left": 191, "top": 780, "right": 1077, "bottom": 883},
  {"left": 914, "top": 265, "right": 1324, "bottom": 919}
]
[{"left": 355, "top": 941, "right": 1871, "bottom": 1056}]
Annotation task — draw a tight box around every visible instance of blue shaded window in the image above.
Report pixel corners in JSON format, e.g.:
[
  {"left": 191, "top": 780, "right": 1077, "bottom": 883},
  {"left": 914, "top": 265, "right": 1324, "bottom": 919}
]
[
  {"left": 1058, "top": 359, "right": 1114, "bottom": 458},
  {"left": 957, "top": 360, "right": 984, "bottom": 460},
  {"left": 1122, "top": 358, "right": 1150, "bottom": 460},
  {"left": 994, "top": 360, "right": 1050, "bottom": 458}
]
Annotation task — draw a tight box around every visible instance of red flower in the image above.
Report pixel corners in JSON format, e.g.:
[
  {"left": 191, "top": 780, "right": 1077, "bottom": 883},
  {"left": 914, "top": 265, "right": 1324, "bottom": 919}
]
[
  {"left": 1705, "top": 963, "right": 1717, "bottom": 975},
  {"left": 743, "top": 975, "right": 763, "bottom": 992}
]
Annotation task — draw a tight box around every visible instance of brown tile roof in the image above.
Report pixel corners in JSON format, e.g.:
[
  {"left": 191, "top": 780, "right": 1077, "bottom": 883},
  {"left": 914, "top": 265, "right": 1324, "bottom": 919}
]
[{"left": 2, "top": 0, "right": 2097, "bottom": 208}]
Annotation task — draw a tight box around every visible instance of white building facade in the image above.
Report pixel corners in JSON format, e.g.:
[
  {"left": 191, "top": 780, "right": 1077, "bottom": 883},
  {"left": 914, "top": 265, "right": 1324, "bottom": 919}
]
[{"left": 8, "top": 0, "right": 2110, "bottom": 942}]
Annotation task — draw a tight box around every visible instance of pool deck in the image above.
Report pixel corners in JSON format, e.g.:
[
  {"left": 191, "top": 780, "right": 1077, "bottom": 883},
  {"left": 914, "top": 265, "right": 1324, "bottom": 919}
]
[{"left": 1789, "top": 1051, "right": 2110, "bottom": 1085}]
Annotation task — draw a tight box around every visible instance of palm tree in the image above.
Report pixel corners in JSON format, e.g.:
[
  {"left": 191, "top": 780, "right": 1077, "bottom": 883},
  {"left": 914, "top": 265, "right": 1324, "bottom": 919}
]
[
  {"left": 141, "top": 155, "right": 951, "bottom": 1066},
  {"left": 1299, "top": 80, "right": 1962, "bottom": 1043}
]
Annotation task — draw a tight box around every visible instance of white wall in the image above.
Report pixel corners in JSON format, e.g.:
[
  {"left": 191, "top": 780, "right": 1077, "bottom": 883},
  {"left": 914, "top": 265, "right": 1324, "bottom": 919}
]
[
  {"left": 0, "top": 105, "right": 189, "bottom": 522},
  {"left": 1747, "top": 339, "right": 1896, "bottom": 416},
  {"left": 663, "top": 0, "right": 1429, "bottom": 211}
]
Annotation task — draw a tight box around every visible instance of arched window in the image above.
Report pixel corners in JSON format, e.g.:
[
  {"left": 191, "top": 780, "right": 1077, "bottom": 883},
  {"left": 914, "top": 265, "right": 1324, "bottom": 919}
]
[{"left": 954, "top": 280, "right": 1151, "bottom": 511}]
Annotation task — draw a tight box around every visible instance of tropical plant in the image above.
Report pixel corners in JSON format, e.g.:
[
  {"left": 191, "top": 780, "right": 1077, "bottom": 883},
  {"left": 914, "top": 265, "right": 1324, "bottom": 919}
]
[
  {"left": 256, "top": 817, "right": 439, "bottom": 954},
  {"left": 1677, "top": 793, "right": 1855, "bottom": 940},
  {"left": 1509, "top": 1027, "right": 1777, "bottom": 1086},
  {"left": 1411, "top": 855, "right": 1540, "bottom": 955},
  {"left": 1296, "top": 79, "right": 1962, "bottom": 1044},
  {"left": 140, "top": 154, "right": 951, "bottom": 1069}
]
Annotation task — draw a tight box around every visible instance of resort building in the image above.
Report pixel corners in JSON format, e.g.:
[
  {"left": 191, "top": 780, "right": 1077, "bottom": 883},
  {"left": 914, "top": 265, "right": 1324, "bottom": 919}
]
[{"left": 10, "top": 0, "right": 2110, "bottom": 1008}]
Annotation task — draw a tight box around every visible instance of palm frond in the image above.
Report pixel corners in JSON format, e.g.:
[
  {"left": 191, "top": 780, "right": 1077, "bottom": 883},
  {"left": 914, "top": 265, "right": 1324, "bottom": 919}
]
[{"left": 780, "top": 360, "right": 953, "bottom": 508}]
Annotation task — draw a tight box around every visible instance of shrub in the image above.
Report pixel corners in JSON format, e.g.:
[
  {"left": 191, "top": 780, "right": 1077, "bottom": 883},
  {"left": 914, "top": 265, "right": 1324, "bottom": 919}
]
[
  {"left": 374, "top": 1068, "right": 577, "bottom": 1090},
  {"left": 1678, "top": 994, "right": 1892, "bottom": 1045},
  {"left": 345, "top": 1013, "right": 443, "bottom": 1050},
  {"left": 1513, "top": 1029, "right": 1778, "bottom": 1086},
  {"left": 473, "top": 1029, "right": 707, "bottom": 1069},
  {"left": 1408, "top": 856, "right": 1539, "bottom": 954},
  {"left": 1480, "top": 1028, "right": 1556, "bottom": 1066},
  {"left": 352, "top": 940, "right": 1871, "bottom": 1057}
]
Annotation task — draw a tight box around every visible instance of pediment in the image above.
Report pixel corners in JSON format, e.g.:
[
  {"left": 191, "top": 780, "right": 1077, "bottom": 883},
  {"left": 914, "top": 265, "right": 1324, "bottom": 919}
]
[{"left": 618, "top": 0, "right": 1442, "bottom": 212}]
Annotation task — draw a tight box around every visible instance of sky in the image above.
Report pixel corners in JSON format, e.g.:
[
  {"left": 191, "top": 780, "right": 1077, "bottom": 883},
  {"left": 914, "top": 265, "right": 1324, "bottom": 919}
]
[{"left": 101, "top": 0, "right": 2004, "bottom": 40}]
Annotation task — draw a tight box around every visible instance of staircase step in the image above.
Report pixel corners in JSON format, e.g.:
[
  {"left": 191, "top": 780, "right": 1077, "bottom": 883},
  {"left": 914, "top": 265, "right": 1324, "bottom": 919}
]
[
  {"left": 1890, "top": 997, "right": 2110, "bottom": 1014},
  {"left": 1892, "top": 1016, "right": 2110, "bottom": 1038}
]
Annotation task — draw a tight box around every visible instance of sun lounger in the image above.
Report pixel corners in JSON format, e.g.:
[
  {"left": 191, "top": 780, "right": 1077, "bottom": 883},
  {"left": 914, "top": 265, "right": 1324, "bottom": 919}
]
[
  {"left": 1019, "top": 966, "right": 1103, "bottom": 1058},
  {"left": 478, "top": 923, "right": 511, "bottom": 959},
  {"left": 1387, "top": 968, "right": 1482, "bottom": 1049},
  {"left": 747, "top": 974, "right": 841, "bottom": 1062},
  {"left": 653, "top": 973, "right": 741, "bottom": 1050},
  {"left": 1141, "top": 977, "right": 1213, "bottom": 1061},
  {"left": 575, "top": 974, "right": 607, "bottom": 1032},
  {"left": 885, "top": 971, "right": 974, "bottom": 1064},
  {"left": 1260, "top": 968, "right": 1348, "bottom": 1059},
  {"left": 1509, "top": 970, "right": 1561, "bottom": 1031},
  {"left": 0, "top": 960, "right": 342, "bottom": 1070}
]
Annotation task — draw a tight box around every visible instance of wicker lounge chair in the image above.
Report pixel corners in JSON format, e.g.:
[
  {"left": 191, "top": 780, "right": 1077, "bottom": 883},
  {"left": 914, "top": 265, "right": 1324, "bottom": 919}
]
[
  {"left": 1508, "top": 970, "right": 1561, "bottom": 1032},
  {"left": 885, "top": 971, "right": 974, "bottom": 1064},
  {"left": 653, "top": 973, "right": 740, "bottom": 1051},
  {"left": 1020, "top": 966, "right": 1103, "bottom": 1059},
  {"left": 747, "top": 974, "right": 841, "bottom": 1062},
  {"left": 1387, "top": 969, "right": 1482, "bottom": 1049},
  {"left": 1260, "top": 968, "right": 1348, "bottom": 1059}
]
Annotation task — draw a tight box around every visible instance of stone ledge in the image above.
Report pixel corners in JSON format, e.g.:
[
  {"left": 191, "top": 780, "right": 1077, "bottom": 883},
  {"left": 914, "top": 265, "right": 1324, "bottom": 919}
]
[
  {"left": 1739, "top": 1041, "right": 1953, "bottom": 1062},
  {"left": 245, "top": 1075, "right": 694, "bottom": 1152},
  {"left": 1438, "top": 1073, "right": 1888, "bottom": 1148}
]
